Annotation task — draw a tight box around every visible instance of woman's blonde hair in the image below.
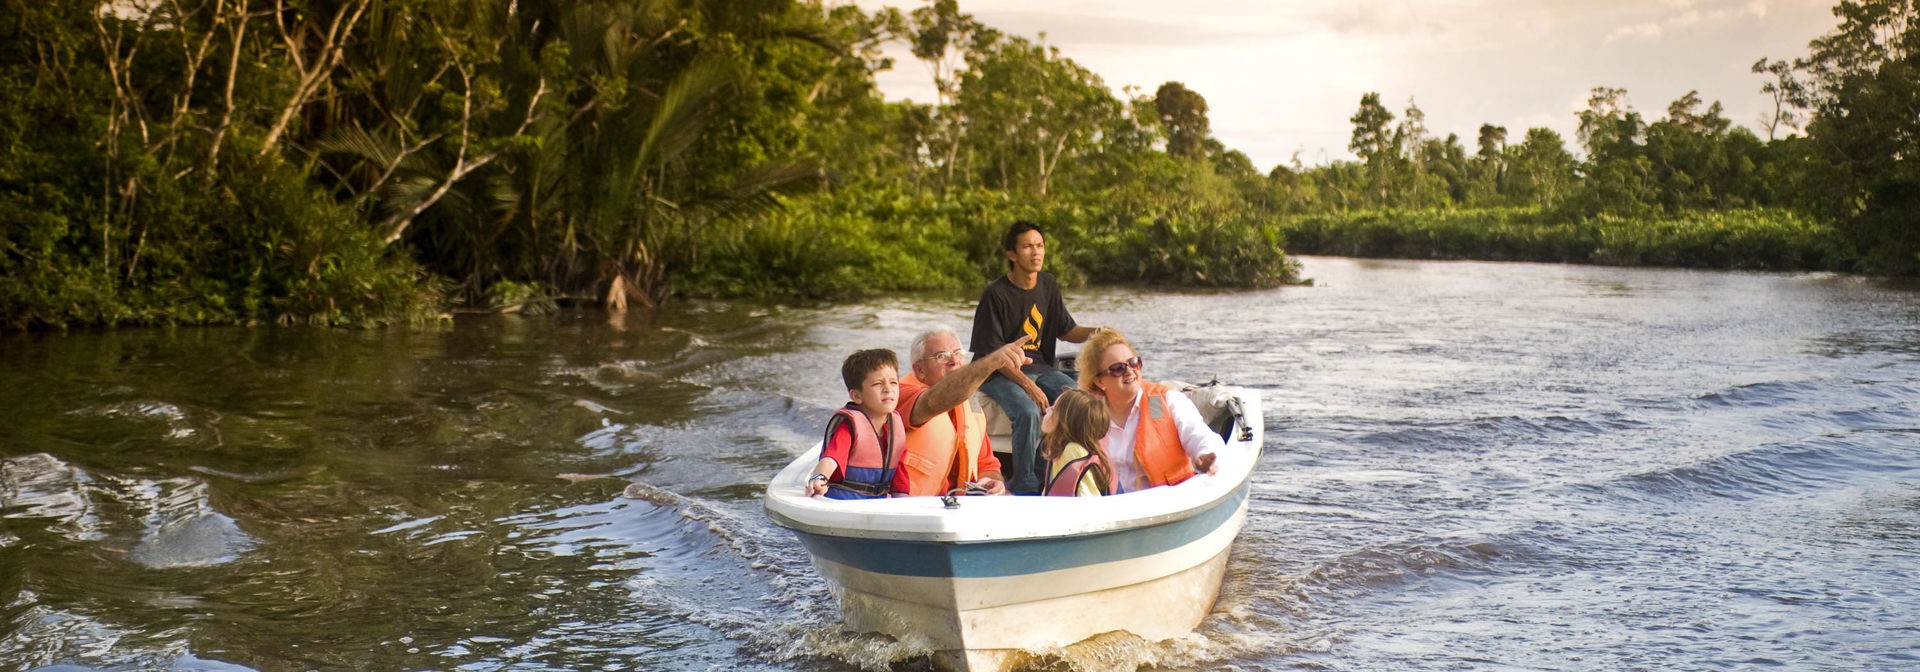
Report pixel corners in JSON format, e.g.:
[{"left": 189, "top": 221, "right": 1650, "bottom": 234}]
[
  {"left": 1043, "top": 389, "right": 1113, "bottom": 494},
  {"left": 1076, "top": 327, "right": 1134, "bottom": 393}
]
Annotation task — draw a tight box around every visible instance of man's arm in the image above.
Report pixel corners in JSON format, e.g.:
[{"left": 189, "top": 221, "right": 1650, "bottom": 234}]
[
  {"left": 1010, "top": 368, "right": 1048, "bottom": 409},
  {"left": 910, "top": 335, "right": 1034, "bottom": 427},
  {"left": 1061, "top": 325, "right": 1097, "bottom": 344},
  {"left": 1045, "top": 275, "right": 1089, "bottom": 344}
]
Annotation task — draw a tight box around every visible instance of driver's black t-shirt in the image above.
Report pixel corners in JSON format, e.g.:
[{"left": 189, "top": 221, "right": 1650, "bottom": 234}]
[{"left": 970, "top": 272, "right": 1077, "bottom": 370}]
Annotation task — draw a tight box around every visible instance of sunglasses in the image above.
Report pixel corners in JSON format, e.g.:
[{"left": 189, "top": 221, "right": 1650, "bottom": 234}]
[
  {"left": 923, "top": 349, "right": 967, "bottom": 364},
  {"left": 1098, "top": 356, "right": 1143, "bottom": 378}
]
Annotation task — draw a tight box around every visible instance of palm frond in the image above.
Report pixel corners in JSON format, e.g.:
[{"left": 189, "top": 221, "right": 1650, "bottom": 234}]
[
  {"left": 316, "top": 122, "right": 402, "bottom": 167},
  {"left": 634, "top": 57, "right": 733, "bottom": 174},
  {"left": 381, "top": 174, "right": 444, "bottom": 218},
  {"left": 692, "top": 160, "right": 827, "bottom": 223}
]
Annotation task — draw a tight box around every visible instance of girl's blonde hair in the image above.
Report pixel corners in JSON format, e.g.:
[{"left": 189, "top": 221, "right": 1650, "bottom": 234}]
[
  {"left": 1043, "top": 389, "right": 1113, "bottom": 493},
  {"left": 1076, "top": 327, "right": 1134, "bottom": 394}
]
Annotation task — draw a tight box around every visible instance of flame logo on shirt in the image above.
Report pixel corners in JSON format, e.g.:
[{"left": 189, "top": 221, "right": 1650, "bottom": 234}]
[{"left": 1022, "top": 306, "right": 1042, "bottom": 350}]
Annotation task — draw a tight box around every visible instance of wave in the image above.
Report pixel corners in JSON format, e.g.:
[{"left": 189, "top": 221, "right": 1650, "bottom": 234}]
[
  {"left": 1579, "top": 432, "right": 1918, "bottom": 505},
  {"left": 1, "top": 454, "right": 254, "bottom": 567},
  {"left": 1686, "top": 379, "right": 1828, "bottom": 409},
  {"left": 1318, "top": 412, "right": 1648, "bottom": 454}
]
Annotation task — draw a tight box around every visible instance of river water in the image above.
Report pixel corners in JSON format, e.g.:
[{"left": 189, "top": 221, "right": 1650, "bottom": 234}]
[{"left": 2, "top": 256, "right": 1917, "bottom": 671}]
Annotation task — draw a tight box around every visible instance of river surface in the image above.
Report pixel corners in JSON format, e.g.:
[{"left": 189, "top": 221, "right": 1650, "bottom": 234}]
[{"left": 3, "top": 256, "right": 1918, "bottom": 671}]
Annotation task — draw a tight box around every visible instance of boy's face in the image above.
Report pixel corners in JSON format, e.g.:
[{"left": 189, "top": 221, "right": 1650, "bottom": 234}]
[{"left": 848, "top": 364, "right": 900, "bottom": 415}]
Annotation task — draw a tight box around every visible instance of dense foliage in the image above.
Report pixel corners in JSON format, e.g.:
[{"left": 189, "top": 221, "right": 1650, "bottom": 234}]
[
  {"left": 1, "top": 0, "right": 1915, "bottom": 329},
  {"left": 1280, "top": 207, "right": 1835, "bottom": 271}
]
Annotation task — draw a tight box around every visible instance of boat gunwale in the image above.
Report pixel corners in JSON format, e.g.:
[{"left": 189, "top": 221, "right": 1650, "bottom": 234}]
[
  {"left": 763, "top": 387, "right": 1262, "bottom": 544},
  {"left": 763, "top": 475, "right": 1246, "bottom": 543}
]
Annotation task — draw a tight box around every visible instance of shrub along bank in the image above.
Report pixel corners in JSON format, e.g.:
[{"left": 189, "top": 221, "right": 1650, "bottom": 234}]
[{"left": 1277, "top": 207, "right": 1842, "bottom": 271}]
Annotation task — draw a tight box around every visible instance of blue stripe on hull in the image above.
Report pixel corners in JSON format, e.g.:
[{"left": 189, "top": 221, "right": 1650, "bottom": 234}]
[{"left": 794, "top": 483, "right": 1250, "bottom": 579}]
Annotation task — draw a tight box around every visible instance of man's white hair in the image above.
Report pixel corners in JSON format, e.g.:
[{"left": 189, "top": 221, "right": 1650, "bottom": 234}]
[{"left": 909, "top": 325, "right": 961, "bottom": 362}]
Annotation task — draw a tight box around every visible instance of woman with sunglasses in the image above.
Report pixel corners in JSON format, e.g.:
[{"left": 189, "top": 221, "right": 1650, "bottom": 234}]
[{"left": 1075, "top": 328, "right": 1222, "bottom": 494}]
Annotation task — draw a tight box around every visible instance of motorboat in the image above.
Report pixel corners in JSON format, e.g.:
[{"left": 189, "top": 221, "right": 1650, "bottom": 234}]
[{"left": 763, "top": 382, "right": 1263, "bottom": 671}]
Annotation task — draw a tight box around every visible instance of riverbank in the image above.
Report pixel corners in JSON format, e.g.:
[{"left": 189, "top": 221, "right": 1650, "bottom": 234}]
[
  {"left": 1276, "top": 206, "right": 1843, "bottom": 271},
  {"left": 0, "top": 190, "right": 1307, "bottom": 331}
]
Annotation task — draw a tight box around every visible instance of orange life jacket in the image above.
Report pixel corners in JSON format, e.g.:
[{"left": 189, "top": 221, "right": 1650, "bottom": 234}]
[
  {"left": 824, "top": 404, "right": 906, "bottom": 500},
  {"left": 900, "top": 373, "right": 988, "bottom": 496},
  {"left": 1131, "top": 381, "right": 1196, "bottom": 488}
]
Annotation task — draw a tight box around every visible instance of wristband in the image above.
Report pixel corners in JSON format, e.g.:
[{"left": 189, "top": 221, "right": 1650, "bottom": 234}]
[{"left": 808, "top": 473, "right": 829, "bottom": 483}]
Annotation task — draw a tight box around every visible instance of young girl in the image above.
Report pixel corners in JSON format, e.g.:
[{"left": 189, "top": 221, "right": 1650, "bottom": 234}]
[{"left": 1040, "top": 389, "right": 1113, "bottom": 497}]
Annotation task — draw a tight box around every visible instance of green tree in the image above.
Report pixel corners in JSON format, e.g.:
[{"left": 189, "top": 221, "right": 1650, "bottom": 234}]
[
  {"left": 1505, "top": 127, "right": 1578, "bottom": 207},
  {"left": 1153, "top": 81, "right": 1211, "bottom": 160},
  {"left": 955, "top": 35, "right": 1121, "bottom": 196},
  {"left": 1348, "top": 92, "right": 1395, "bottom": 166},
  {"left": 1575, "top": 86, "right": 1644, "bottom": 162},
  {"left": 1751, "top": 57, "right": 1806, "bottom": 141},
  {"left": 1572, "top": 86, "right": 1654, "bottom": 214},
  {"left": 1348, "top": 92, "right": 1396, "bottom": 205},
  {"left": 1641, "top": 90, "right": 1756, "bottom": 211},
  {"left": 1394, "top": 98, "right": 1453, "bottom": 208},
  {"left": 1421, "top": 133, "right": 1471, "bottom": 206},
  {"left": 1789, "top": 0, "right": 1920, "bottom": 272},
  {"left": 1470, "top": 123, "right": 1509, "bottom": 204},
  {"left": 908, "top": 0, "right": 988, "bottom": 193}
]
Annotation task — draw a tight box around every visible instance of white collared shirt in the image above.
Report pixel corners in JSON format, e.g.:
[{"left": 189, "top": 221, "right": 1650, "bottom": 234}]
[{"left": 1104, "top": 385, "right": 1224, "bottom": 494}]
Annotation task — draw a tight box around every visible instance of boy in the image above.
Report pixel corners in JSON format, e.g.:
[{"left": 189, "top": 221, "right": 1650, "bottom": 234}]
[{"left": 805, "top": 349, "right": 910, "bottom": 499}]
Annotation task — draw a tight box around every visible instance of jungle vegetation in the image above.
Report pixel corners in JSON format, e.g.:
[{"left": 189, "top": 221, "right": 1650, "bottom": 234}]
[{"left": 1, "top": 0, "right": 1915, "bottom": 329}]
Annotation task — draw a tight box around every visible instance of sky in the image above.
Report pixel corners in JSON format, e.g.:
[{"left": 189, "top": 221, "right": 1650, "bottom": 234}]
[{"left": 849, "top": 0, "right": 1839, "bottom": 172}]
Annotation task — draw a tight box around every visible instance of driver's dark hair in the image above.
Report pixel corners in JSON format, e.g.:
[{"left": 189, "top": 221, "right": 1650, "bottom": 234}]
[{"left": 1001, "top": 220, "right": 1044, "bottom": 252}]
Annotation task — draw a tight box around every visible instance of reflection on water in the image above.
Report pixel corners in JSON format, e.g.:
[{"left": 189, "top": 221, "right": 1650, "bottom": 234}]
[
  {"left": 3, "top": 454, "right": 103, "bottom": 543},
  {"left": 3, "top": 259, "right": 1919, "bottom": 670}
]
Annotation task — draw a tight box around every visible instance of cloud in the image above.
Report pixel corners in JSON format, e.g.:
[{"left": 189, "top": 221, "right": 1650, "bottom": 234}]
[
  {"left": 1607, "top": 22, "right": 1665, "bottom": 42},
  {"left": 1603, "top": 0, "right": 1769, "bottom": 42},
  {"left": 971, "top": 10, "right": 1277, "bottom": 47}
]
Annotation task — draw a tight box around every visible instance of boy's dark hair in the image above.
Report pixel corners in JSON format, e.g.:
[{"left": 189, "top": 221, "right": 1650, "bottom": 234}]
[
  {"left": 841, "top": 348, "right": 899, "bottom": 391},
  {"left": 1001, "top": 220, "right": 1044, "bottom": 252}
]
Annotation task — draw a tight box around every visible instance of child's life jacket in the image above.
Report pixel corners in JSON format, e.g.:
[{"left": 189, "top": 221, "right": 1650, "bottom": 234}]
[
  {"left": 1044, "top": 441, "right": 1109, "bottom": 497},
  {"left": 823, "top": 404, "right": 907, "bottom": 500}
]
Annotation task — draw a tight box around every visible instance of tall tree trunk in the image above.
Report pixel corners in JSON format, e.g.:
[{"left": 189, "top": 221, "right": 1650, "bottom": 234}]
[
  {"left": 259, "top": 0, "right": 370, "bottom": 156},
  {"left": 381, "top": 74, "right": 546, "bottom": 244},
  {"left": 207, "top": 7, "right": 248, "bottom": 174}
]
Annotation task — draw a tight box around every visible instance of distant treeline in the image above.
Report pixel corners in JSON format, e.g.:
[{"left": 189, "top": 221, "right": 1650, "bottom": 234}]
[{"left": 1, "top": 0, "right": 1914, "bottom": 329}]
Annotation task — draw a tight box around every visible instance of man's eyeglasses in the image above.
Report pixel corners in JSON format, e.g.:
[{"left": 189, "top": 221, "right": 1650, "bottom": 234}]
[
  {"left": 923, "top": 349, "right": 967, "bottom": 364},
  {"left": 1098, "top": 356, "right": 1143, "bottom": 378}
]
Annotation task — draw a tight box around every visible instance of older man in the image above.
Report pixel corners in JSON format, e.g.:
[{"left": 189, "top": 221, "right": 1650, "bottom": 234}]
[{"left": 897, "top": 328, "right": 1044, "bottom": 497}]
